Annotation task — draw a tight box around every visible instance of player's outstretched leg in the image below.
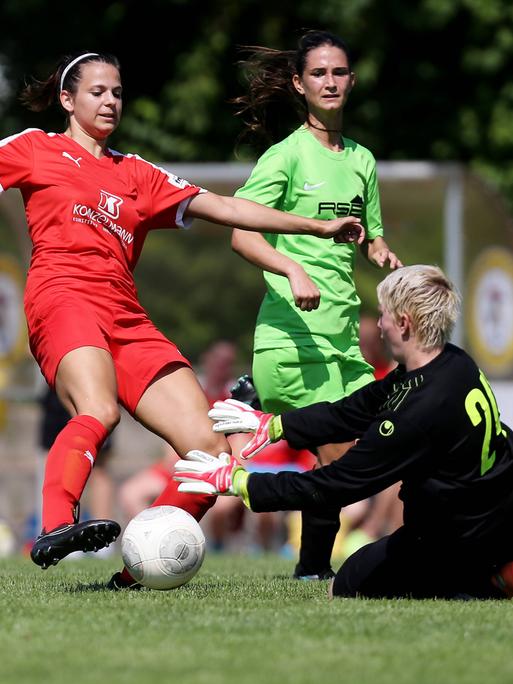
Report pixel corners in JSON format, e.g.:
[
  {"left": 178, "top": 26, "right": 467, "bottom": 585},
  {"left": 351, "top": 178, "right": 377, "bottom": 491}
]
[{"left": 31, "top": 519, "right": 121, "bottom": 569}]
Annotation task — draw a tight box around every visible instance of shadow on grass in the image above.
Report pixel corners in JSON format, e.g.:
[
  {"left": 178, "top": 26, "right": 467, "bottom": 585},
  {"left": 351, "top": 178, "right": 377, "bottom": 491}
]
[
  {"left": 64, "top": 581, "right": 116, "bottom": 593},
  {"left": 63, "top": 571, "right": 299, "bottom": 595}
]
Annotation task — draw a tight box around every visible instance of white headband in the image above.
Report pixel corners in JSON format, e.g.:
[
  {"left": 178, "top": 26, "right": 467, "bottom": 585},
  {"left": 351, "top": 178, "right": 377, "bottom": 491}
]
[{"left": 60, "top": 53, "right": 99, "bottom": 92}]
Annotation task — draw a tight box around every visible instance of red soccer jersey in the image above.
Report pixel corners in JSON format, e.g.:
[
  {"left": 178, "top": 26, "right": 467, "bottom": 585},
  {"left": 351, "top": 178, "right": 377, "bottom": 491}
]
[{"left": 0, "top": 129, "right": 201, "bottom": 297}]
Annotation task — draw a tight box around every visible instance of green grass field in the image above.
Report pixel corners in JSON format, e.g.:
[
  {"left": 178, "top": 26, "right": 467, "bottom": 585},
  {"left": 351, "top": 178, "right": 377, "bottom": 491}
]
[{"left": 1, "top": 552, "right": 513, "bottom": 684}]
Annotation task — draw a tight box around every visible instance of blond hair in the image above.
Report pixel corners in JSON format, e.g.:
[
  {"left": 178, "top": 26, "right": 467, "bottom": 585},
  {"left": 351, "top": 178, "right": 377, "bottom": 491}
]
[{"left": 377, "top": 265, "right": 460, "bottom": 351}]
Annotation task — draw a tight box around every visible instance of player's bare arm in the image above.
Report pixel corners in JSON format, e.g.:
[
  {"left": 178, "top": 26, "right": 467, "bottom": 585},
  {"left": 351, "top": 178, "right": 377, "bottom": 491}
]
[
  {"left": 185, "top": 192, "right": 365, "bottom": 241},
  {"left": 362, "top": 236, "right": 403, "bottom": 269},
  {"left": 231, "top": 229, "right": 321, "bottom": 311}
]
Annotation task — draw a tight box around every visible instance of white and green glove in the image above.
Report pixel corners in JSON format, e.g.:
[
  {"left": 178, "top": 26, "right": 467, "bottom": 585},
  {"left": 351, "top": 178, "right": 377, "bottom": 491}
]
[{"left": 208, "top": 398, "right": 283, "bottom": 459}]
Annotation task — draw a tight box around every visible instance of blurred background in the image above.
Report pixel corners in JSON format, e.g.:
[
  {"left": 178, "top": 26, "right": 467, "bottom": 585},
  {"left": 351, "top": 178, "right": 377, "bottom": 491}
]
[{"left": 0, "top": 0, "right": 513, "bottom": 557}]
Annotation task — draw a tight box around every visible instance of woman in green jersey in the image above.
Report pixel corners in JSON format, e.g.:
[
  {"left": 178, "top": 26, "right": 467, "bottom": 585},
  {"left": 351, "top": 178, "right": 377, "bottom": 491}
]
[{"left": 231, "top": 30, "right": 402, "bottom": 579}]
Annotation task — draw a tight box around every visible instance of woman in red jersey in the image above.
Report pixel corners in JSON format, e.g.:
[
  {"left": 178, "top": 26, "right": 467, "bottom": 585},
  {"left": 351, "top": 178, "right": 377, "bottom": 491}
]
[{"left": 0, "top": 52, "right": 364, "bottom": 570}]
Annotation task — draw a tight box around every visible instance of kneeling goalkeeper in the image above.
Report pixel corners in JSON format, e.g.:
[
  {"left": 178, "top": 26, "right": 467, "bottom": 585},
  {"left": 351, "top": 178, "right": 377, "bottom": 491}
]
[{"left": 175, "top": 265, "right": 513, "bottom": 599}]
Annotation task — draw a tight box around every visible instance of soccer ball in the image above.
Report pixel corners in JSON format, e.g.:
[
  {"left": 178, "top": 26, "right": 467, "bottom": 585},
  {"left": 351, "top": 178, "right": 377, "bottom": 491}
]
[{"left": 121, "top": 506, "right": 205, "bottom": 590}]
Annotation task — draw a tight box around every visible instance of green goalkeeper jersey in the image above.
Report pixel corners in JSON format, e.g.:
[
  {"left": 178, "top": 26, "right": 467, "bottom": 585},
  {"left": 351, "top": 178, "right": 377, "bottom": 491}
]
[{"left": 235, "top": 126, "right": 384, "bottom": 352}]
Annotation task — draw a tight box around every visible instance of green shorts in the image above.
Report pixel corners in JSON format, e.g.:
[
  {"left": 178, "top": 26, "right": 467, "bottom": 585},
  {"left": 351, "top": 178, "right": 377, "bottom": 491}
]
[{"left": 252, "top": 345, "right": 375, "bottom": 413}]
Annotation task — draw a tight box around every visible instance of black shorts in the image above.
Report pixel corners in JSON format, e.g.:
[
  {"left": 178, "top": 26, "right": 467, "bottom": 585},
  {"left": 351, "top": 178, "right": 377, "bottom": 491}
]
[{"left": 332, "top": 526, "right": 505, "bottom": 599}]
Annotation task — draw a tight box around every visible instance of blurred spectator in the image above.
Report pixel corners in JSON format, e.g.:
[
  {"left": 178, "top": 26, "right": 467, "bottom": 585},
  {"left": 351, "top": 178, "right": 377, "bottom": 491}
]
[
  {"left": 0, "top": 519, "right": 16, "bottom": 557},
  {"left": 196, "top": 340, "right": 237, "bottom": 405}
]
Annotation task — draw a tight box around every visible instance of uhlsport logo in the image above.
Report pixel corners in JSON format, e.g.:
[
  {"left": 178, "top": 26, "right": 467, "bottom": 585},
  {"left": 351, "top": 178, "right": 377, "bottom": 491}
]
[
  {"left": 98, "top": 190, "right": 123, "bottom": 219},
  {"left": 379, "top": 420, "right": 395, "bottom": 437}
]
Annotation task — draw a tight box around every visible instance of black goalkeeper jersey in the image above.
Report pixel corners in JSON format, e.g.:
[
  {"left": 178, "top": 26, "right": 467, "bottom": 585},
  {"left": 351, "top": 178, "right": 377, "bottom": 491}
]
[{"left": 247, "top": 344, "right": 513, "bottom": 550}]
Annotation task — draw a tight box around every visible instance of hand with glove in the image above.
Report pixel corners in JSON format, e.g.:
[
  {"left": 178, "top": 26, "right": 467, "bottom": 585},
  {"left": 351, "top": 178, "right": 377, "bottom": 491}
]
[
  {"left": 208, "top": 399, "right": 283, "bottom": 459},
  {"left": 174, "top": 450, "right": 250, "bottom": 505}
]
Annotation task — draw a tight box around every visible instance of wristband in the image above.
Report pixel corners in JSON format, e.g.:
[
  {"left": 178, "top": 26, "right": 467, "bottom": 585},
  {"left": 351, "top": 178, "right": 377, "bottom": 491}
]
[
  {"left": 268, "top": 415, "right": 283, "bottom": 442},
  {"left": 232, "top": 468, "right": 251, "bottom": 509}
]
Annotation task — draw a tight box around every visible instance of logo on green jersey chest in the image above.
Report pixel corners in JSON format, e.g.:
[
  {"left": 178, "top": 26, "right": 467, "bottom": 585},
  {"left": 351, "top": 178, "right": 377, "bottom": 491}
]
[{"left": 318, "top": 195, "right": 363, "bottom": 218}]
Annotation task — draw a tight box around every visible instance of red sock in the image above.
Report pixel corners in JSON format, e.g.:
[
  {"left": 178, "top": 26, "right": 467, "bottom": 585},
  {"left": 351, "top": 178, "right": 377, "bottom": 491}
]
[
  {"left": 120, "top": 566, "right": 138, "bottom": 585},
  {"left": 42, "top": 415, "right": 108, "bottom": 532},
  {"left": 150, "top": 477, "right": 216, "bottom": 522}
]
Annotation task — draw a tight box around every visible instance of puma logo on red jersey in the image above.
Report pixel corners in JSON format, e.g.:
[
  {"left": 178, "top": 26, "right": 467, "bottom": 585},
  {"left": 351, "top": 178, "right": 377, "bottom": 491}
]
[{"left": 62, "top": 151, "right": 82, "bottom": 167}]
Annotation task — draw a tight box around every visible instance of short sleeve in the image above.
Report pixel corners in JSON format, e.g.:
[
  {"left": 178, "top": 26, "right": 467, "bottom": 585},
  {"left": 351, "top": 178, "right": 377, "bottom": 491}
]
[
  {"left": 136, "top": 158, "right": 202, "bottom": 230},
  {"left": 234, "top": 145, "right": 290, "bottom": 209},
  {"left": 362, "top": 153, "right": 384, "bottom": 239},
  {"left": 0, "top": 129, "right": 37, "bottom": 192}
]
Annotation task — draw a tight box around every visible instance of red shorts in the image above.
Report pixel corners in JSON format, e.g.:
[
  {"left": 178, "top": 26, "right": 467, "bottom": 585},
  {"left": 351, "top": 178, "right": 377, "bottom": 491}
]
[{"left": 25, "top": 280, "right": 191, "bottom": 413}]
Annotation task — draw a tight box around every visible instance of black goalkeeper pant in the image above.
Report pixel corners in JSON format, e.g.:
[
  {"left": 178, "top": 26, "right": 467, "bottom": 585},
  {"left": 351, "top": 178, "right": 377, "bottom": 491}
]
[{"left": 332, "top": 526, "right": 506, "bottom": 599}]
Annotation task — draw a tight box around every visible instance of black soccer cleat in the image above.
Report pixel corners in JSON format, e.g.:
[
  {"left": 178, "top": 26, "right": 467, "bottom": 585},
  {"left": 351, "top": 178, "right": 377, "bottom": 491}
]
[
  {"left": 106, "top": 571, "right": 143, "bottom": 591},
  {"left": 230, "top": 374, "right": 262, "bottom": 410},
  {"left": 293, "top": 563, "right": 336, "bottom": 581},
  {"left": 30, "top": 519, "right": 121, "bottom": 569}
]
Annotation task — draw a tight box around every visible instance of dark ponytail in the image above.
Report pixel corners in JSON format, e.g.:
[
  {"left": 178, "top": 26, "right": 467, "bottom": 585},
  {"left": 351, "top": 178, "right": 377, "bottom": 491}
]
[
  {"left": 232, "top": 46, "right": 301, "bottom": 150},
  {"left": 20, "top": 52, "right": 120, "bottom": 113},
  {"left": 233, "top": 30, "right": 351, "bottom": 149},
  {"left": 19, "top": 70, "right": 60, "bottom": 113}
]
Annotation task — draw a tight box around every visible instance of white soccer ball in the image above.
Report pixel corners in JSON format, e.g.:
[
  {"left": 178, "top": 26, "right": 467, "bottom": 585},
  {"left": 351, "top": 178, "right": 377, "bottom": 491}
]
[{"left": 121, "top": 505, "right": 205, "bottom": 590}]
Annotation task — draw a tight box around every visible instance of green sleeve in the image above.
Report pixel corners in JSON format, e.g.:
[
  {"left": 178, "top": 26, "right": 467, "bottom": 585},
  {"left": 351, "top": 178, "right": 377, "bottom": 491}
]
[
  {"left": 363, "top": 154, "right": 384, "bottom": 239},
  {"left": 234, "top": 145, "right": 290, "bottom": 210}
]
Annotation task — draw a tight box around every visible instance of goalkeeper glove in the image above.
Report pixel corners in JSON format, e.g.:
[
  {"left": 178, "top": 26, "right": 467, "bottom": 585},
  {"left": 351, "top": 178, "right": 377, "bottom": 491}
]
[
  {"left": 174, "top": 450, "right": 250, "bottom": 503},
  {"left": 208, "top": 398, "right": 283, "bottom": 459}
]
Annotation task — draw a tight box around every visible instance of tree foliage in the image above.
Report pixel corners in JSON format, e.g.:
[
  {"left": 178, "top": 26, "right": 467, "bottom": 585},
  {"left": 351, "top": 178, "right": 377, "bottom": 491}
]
[
  {"left": 1, "top": 0, "right": 512, "bottom": 360},
  {"left": 2, "top": 0, "right": 512, "bottom": 174}
]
